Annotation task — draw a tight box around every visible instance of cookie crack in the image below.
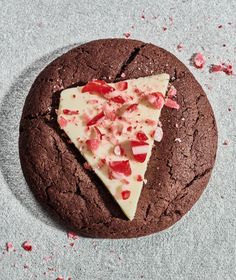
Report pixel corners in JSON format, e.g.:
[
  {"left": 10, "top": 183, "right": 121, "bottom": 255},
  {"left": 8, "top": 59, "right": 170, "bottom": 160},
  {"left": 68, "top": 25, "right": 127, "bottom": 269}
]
[
  {"left": 182, "top": 167, "right": 211, "bottom": 191},
  {"left": 114, "top": 44, "right": 146, "bottom": 80}
]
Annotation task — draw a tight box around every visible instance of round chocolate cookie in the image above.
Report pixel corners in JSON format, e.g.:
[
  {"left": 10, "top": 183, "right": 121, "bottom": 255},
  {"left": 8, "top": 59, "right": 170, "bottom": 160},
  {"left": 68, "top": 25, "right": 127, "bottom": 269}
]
[{"left": 19, "top": 39, "right": 217, "bottom": 238}]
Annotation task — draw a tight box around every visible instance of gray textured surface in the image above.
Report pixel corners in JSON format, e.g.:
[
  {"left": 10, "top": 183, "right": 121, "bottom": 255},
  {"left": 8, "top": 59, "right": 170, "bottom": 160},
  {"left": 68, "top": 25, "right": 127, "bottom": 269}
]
[{"left": 0, "top": 0, "right": 236, "bottom": 279}]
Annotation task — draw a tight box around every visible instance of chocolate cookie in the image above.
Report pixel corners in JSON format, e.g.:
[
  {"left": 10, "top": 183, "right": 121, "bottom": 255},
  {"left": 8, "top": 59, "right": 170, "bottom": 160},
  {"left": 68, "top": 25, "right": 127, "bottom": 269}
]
[{"left": 19, "top": 39, "right": 218, "bottom": 238}]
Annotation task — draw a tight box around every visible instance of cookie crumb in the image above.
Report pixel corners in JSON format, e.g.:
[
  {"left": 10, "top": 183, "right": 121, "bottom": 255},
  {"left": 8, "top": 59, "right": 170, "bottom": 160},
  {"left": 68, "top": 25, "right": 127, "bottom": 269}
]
[{"left": 177, "top": 43, "right": 184, "bottom": 51}]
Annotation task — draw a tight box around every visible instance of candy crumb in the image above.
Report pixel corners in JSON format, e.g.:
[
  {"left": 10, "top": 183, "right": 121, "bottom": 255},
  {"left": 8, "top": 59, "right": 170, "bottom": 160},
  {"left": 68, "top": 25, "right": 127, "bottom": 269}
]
[
  {"left": 6, "top": 242, "right": 14, "bottom": 252},
  {"left": 22, "top": 241, "right": 32, "bottom": 252},
  {"left": 210, "top": 63, "right": 233, "bottom": 75},
  {"left": 67, "top": 231, "right": 79, "bottom": 240},
  {"left": 193, "top": 53, "right": 206, "bottom": 69},
  {"left": 174, "top": 138, "right": 182, "bottom": 143}
]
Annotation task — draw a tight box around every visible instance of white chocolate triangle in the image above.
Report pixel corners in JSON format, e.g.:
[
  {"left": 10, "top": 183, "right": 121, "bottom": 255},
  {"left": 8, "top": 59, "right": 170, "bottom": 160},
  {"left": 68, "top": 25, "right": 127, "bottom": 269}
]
[{"left": 57, "top": 74, "right": 169, "bottom": 220}]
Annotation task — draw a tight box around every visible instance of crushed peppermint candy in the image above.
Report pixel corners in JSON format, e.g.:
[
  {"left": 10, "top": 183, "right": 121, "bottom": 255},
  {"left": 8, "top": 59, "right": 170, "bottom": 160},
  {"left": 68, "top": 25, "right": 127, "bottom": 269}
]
[
  {"left": 175, "top": 138, "right": 182, "bottom": 143},
  {"left": 210, "top": 63, "right": 233, "bottom": 75},
  {"left": 22, "top": 241, "right": 32, "bottom": 252},
  {"left": 121, "top": 190, "right": 131, "bottom": 200},
  {"left": 154, "top": 127, "right": 163, "bottom": 142},
  {"left": 147, "top": 92, "right": 165, "bottom": 109},
  {"left": 109, "top": 160, "right": 132, "bottom": 177},
  {"left": 167, "top": 86, "right": 177, "bottom": 97},
  {"left": 130, "top": 140, "right": 149, "bottom": 163},
  {"left": 63, "top": 109, "right": 79, "bottom": 115},
  {"left": 58, "top": 116, "right": 68, "bottom": 128},
  {"left": 137, "top": 175, "right": 143, "bottom": 182},
  {"left": 165, "top": 98, "right": 180, "bottom": 110},
  {"left": 193, "top": 53, "right": 206, "bottom": 69},
  {"left": 114, "top": 145, "right": 124, "bottom": 156},
  {"left": 136, "top": 131, "right": 148, "bottom": 141},
  {"left": 67, "top": 231, "right": 79, "bottom": 240},
  {"left": 6, "top": 242, "right": 14, "bottom": 252}
]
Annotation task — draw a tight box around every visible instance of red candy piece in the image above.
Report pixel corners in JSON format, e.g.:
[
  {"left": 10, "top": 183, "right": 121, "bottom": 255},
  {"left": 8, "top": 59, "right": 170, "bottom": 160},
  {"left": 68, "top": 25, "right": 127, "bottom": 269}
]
[
  {"left": 94, "top": 126, "right": 103, "bottom": 140},
  {"left": 86, "top": 139, "right": 100, "bottom": 152},
  {"left": 147, "top": 92, "right": 165, "bottom": 109},
  {"left": 82, "top": 80, "right": 115, "bottom": 94},
  {"left": 223, "top": 64, "right": 233, "bottom": 75},
  {"left": 58, "top": 116, "right": 68, "bottom": 128},
  {"left": 193, "top": 53, "right": 206, "bottom": 69},
  {"left": 126, "top": 103, "right": 138, "bottom": 112},
  {"left": 136, "top": 131, "right": 148, "bottom": 141},
  {"left": 110, "top": 95, "right": 126, "bottom": 104},
  {"left": 130, "top": 140, "right": 149, "bottom": 163},
  {"left": 165, "top": 98, "right": 180, "bottom": 110},
  {"left": 109, "top": 160, "right": 132, "bottom": 176},
  {"left": 97, "top": 158, "right": 106, "bottom": 169},
  {"left": 67, "top": 231, "right": 79, "bottom": 240},
  {"left": 87, "top": 111, "right": 105, "bottom": 126},
  {"left": 210, "top": 63, "right": 233, "bottom": 75},
  {"left": 121, "top": 190, "right": 131, "bottom": 200},
  {"left": 137, "top": 175, "right": 143, "bottom": 182},
  {"left": 167, "top": 86, "right": 177, "bottom": 97},
  {"left": 63, "top": 109, "right": 79, "bottom": 115},
  {"left": 210, "top": 64, "right": 224, "bottom": 72},
  {"left": 22, "top": 241, "right": 32, "bottom": 252},
  {"left": 145, "top": 119, "right": 156, "bottom": 126},
  {"left": 115, "top": 81, "right": 128, "bottom": 91}
]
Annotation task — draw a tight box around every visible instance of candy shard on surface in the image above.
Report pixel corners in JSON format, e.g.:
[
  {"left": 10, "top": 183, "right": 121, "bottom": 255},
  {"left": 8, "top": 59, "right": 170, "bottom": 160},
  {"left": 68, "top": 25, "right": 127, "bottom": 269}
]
[
  {"left": 57, "top": 74, "right": 170, "bottom": 220},
  {"left": 22, "top": 241, "right": 32, "bottom": 252},
  {"left": 193, "top": 53, "right": 206, "bottom": 69},
  {"left": 6, "top": 242, "right": 14, "bottom": 252}
]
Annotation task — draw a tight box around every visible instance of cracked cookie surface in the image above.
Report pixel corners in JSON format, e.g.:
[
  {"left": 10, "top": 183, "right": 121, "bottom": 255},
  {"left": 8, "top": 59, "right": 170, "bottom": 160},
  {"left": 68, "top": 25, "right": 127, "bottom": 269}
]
[{"left": 19, "top": 39, "right": 218, "bottom": 238}]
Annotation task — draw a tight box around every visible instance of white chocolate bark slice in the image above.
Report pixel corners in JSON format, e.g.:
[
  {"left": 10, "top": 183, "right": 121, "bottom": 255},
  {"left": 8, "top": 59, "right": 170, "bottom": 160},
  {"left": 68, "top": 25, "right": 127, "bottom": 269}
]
[{"left": 57, "top": 74, "right": 169, "bottom": 220}]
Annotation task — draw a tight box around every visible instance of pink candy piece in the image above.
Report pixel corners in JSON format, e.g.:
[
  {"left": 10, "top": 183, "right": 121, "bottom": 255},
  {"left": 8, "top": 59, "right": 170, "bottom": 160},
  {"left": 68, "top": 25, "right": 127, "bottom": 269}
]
[
  {"left": 193, "top": 53, "right": 206, "bottom": 69},
  {"left": 6, "top": 242, "right": 14, "bottom": 251},
  {"left": 67, "top": 231, "right": 79, "bottom": 240},
  {"left": 165, "top": 98, "right": 180, "bottom": 110},
  {"left": 58, "top": 116, "right": 68, "bottom": 128}
]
